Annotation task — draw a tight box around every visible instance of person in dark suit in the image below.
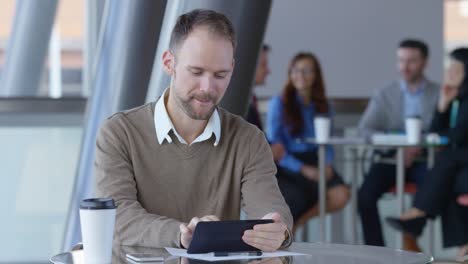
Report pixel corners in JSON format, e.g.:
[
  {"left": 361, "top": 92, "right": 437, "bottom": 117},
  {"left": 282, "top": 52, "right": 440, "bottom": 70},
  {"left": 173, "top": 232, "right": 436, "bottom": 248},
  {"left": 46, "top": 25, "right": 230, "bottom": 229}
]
[
  {"left": 247, "top": 44, "right": 271, "bottom": 131},
  {"left": 386, "top": 48, "right": 468, "bottom": 261},
  {"left": 246, "top": 44, "right": 285, "bottom": 161}
]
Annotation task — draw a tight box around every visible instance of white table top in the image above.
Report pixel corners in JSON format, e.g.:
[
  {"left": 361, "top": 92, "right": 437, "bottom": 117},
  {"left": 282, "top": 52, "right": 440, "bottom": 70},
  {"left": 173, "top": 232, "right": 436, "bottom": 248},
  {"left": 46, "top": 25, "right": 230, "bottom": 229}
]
[
  {"left": 301, "top": 136, "right": 444, "bottom": 147},
  {"left": 50, "top": 242, "right": 433, "bottom": 264}
]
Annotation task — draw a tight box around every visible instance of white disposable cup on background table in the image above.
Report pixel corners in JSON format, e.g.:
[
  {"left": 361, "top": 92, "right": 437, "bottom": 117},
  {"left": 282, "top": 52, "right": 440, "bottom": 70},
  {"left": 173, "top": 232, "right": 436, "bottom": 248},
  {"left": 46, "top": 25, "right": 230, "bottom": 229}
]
[
  {"left": 314, "top": 116, "right": 331, "bottom": 143},
  {"left": 405, "top": 117, "right": 422, "bottom": 144}
]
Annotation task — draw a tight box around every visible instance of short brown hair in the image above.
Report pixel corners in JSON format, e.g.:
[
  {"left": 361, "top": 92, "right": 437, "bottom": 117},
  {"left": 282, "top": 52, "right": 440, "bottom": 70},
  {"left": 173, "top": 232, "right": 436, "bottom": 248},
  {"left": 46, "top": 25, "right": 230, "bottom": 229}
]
[
  {"left": 169, "top": 9, "right": 236, "bottom": 53},
  {"left": 399, "top": 39, "right": 429, "bottom": 59}
]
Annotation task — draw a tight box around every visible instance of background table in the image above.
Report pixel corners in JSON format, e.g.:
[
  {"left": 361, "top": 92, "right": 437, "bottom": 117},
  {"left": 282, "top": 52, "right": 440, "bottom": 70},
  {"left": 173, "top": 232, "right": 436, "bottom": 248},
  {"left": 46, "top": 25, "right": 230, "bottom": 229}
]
[
  {"left": 302, "top": 137, "right": 440, "bottom": 249},
  {"left": 50, "top": 242, "right": 433, "bottom": 264}
]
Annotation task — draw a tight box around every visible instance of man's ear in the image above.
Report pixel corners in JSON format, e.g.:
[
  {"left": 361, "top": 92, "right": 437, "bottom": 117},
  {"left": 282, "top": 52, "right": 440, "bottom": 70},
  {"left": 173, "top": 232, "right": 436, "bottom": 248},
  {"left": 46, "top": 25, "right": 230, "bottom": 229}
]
[
  {"left": 231, "top": 58, "right": 235, "bottom": 71},
  {"left": 422, "top": 58, "right": 428, "bottom": 70},
  {"left": 162, "top": 50, "right": 175, "bottom": 75}
]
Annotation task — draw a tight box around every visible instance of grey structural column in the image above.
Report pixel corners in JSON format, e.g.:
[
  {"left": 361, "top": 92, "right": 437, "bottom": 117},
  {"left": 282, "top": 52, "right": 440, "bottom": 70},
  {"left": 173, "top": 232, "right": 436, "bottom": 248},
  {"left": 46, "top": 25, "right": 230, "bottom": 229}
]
[
  {"left": 62, "top": 0, "right": 166, "bottom": 251},
  {"left": 82, "top": 0, "right": 107, "bottom": 97},
  {"left": 146, "top": 0, "right": 272, "bottom": 117},
  {"left": 0, "top": 0, "right": 58, "bottom": 96}
]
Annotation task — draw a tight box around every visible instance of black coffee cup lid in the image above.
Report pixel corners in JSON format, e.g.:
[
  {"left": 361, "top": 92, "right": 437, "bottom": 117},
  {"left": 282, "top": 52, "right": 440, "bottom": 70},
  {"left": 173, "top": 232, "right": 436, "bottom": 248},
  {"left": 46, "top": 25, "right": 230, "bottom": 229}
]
[{"left": 80, "top": 198, "right": 116, "bottom": 210}]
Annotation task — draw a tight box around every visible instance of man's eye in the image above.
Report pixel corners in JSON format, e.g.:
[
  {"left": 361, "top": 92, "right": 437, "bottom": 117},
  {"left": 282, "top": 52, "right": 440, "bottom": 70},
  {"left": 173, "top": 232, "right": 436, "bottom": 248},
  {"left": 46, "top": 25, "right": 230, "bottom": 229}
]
[
  {"left": 214, "top": 73, "right": 227, "bottom": 79},
  {"left": 192, "top": 71, "right": 203, "bottom": 76}
]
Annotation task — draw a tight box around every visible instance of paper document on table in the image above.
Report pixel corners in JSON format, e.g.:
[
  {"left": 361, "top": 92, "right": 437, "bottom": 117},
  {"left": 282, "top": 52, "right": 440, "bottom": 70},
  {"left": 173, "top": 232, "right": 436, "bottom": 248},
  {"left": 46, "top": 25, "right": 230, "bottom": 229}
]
[{"left": 165, "top": 247, "right": 307, "bottom": 261}]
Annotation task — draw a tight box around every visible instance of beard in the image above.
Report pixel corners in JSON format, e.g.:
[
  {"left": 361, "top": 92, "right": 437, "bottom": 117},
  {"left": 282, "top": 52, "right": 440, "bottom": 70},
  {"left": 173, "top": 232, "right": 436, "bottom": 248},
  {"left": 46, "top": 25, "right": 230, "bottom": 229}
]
[
  {"left": 174, "top": 89, "right": 218, "bottom": 120},
  {"left": 181, "top": 95, "right": 217, "bottom": 120},
  {"left": 170, "top": 70, "right": 219, "bottom": 120},
  {"left": 401, "top": 70, "right": 422, "bottom": 84}
]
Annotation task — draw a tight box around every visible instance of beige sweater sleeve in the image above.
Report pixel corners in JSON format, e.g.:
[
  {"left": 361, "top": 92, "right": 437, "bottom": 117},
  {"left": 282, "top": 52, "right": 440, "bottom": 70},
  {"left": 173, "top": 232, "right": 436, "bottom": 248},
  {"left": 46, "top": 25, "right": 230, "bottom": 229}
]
[
  {"left": 240, "top": 128, "right": 294, "bottom": 247},
  {"left": 94, "top": 115, "right": 182, "bottom": 248}
]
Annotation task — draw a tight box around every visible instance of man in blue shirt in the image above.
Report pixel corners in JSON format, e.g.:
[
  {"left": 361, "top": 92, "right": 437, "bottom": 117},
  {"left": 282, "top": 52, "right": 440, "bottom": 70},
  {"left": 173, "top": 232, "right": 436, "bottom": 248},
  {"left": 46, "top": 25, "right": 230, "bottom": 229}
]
[{"left": 357, "top": 39, "right": 440, "bottom": 249}]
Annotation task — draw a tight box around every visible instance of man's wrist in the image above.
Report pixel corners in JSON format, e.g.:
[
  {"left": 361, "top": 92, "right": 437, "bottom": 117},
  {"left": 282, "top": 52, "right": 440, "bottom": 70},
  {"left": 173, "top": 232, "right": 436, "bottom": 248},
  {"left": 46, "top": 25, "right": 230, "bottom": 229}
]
[{"left": 281, "top": 228, "right": 292, "bottom": 248}]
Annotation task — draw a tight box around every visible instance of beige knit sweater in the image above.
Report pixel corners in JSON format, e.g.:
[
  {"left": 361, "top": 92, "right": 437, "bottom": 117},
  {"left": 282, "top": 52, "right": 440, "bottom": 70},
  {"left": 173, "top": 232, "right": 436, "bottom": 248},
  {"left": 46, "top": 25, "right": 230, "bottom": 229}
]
[{"left": 95, "top": 102, "right": 293, "bottom": 248}]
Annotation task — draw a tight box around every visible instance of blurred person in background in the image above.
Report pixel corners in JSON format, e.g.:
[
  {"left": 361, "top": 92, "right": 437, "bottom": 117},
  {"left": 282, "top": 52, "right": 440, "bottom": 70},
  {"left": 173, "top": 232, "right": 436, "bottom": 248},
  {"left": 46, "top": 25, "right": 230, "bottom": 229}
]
[
  {"left": 357, "top": 39, "right": 440, "bottom": 249},
  {"left": 246, "top": 44, "right": 285, "bottom": 161},
  {"left": 386, "top": 47, "right": 468, "bottom": 261},
  {"left": 247, "top": 44, "right": 271, "bottom": 131},
  {"left": 266, "top": 52, "right": 350, "bottom": 228}
]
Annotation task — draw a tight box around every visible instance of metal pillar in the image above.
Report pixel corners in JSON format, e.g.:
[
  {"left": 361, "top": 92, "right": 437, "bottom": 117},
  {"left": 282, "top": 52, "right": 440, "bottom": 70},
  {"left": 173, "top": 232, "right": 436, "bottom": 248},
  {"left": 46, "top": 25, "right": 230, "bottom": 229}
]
[
  {"left": 63, "top": 0, "right": 166, "bottom": 251},
  {"left": 82, "top": 0, "right": 107, "bottom": 97},
  {"left": 0, "top": 0, "right": 58, "bottom": 96}
]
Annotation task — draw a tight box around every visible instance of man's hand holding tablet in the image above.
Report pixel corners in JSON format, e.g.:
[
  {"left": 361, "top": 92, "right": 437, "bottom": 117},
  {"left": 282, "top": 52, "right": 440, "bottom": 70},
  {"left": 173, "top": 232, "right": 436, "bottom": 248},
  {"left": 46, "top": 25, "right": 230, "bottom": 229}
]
[
  {"left": 242, "top": 212, "right": 288, "bottom": 252},
  {"left": 180, "top": 212, "right": 288, "bottom": 253}
]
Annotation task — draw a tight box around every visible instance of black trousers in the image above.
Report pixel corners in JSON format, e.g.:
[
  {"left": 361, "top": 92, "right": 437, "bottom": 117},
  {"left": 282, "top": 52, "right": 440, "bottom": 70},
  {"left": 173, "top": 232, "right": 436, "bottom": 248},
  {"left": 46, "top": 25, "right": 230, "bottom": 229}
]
[
  {"left": 358, "top": 160, "right": 428, "bottom": 246},
  {"left": 413, "top": 149, "right": 468, "bottom": 247},
  {"left": 276, "top": 152, "right": 345, "bottom": 222}
]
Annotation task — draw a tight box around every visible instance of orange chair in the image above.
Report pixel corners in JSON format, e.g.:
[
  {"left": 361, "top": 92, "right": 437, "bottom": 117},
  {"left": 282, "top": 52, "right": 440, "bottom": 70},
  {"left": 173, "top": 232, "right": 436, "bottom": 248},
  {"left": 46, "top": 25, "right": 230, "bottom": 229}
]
[
  {"left": 294, "top": 204, "right": 333, "bottom": 242},
  {"left": 387, "top": 182, "right": 438, "bottom": 253},
  {"left": 293, "top": 205, "right": 319, "bottom": 241},
  {"left": 458, "top": 194, "right": 468, "bottom": 206},
  {"left": 387, "top": 182, "right": 418, "bottom": 195}
]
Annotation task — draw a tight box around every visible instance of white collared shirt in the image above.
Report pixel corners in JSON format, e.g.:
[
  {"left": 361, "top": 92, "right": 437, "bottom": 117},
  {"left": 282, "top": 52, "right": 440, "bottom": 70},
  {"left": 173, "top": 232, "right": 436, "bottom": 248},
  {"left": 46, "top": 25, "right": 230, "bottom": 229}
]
[{"left": 154, "top": 89, "right": 221, "bottom": 146}]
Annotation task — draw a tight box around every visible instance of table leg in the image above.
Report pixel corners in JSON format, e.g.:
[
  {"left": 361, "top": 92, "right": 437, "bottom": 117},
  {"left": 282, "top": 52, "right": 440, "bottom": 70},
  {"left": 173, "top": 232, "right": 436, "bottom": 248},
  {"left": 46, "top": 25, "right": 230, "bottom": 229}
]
[
  {"left": 396, "top": 147, "right": 405, "bottom": 249},
  {"left": 350, "top": 148, "right": 358, "bottom": 244},
  {"left": 318, "top": 144, "right": 326, "bottom": 242},
  {"left": 427, "top": 147, "right": 435, "bottom": 254}
]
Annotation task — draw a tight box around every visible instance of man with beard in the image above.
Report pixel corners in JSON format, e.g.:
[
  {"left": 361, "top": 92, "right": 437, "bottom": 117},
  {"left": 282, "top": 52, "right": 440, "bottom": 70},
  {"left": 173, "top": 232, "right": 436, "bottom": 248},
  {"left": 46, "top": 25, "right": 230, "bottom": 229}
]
[
  {"left": 94, "top": 9, "right": 293, "bottom": 251},
  {"left": 357, "top": 39, "right": 439, "bottom": 250}
]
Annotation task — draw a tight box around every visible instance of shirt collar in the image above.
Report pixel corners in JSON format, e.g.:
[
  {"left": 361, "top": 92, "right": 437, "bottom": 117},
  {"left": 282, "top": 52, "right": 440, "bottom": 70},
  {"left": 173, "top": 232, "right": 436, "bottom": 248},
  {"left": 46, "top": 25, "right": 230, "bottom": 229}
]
[
  {"left": 154, "top": 88, "right": 221, "bottom": 146},
  {"left": 400, "top": 78, "right": 427, "bottom": 95}
]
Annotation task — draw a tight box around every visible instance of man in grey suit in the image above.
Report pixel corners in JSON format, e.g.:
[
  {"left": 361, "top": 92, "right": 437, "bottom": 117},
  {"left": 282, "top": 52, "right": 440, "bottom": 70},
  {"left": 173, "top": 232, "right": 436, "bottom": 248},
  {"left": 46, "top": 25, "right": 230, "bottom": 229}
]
[{"left": 357, "top": 39, "right": 439, "bottom": 249}]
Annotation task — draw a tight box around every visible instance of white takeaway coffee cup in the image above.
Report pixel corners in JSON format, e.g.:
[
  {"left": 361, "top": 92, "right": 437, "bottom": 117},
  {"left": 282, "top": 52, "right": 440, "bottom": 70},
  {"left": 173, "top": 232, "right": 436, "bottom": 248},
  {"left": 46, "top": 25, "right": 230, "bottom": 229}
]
[
  {"left": 405, "top": 117, "right": 422, "bottom": 144},
  {"left": 80, "top": 198, "right": 117, "bottom": 264},
  {"left": 314, "top": 116, "right": 331, "bottom": 143}
]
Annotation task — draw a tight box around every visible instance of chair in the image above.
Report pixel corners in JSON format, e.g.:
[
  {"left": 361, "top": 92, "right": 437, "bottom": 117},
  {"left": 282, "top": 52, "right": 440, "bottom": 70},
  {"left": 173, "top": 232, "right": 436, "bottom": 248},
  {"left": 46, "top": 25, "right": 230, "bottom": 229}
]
[
  {"left": 387, "top": 183, "right": 418, "bottom": 194},
  {"left": 367, "top": 151, "right": 437, "bottom": 251},
  {"left": 386, "top": 182, "right": 437, "bottom": 253},
  {"left": 293, "top": 205, "right": 320, "bottom": 241},
  {"left": 458, "top": 194, "right": 468, "bottom": 207},
  {"left": 293, "top": 187, "right": 349, "bottom": 241}
]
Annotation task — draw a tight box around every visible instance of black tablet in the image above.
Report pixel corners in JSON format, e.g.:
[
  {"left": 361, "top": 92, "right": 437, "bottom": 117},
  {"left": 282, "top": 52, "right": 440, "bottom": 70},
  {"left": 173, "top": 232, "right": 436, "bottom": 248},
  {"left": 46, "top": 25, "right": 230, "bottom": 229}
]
[{"left": 186, "top": 219, "right": 274, "bottom": 254}]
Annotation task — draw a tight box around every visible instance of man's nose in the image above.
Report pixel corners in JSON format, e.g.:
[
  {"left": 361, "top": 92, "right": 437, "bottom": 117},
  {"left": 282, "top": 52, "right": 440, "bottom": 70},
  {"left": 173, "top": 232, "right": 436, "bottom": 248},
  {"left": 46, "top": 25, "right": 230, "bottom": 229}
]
[{"left": 199, "top": 76, "right": 214, "bottom": 92}]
